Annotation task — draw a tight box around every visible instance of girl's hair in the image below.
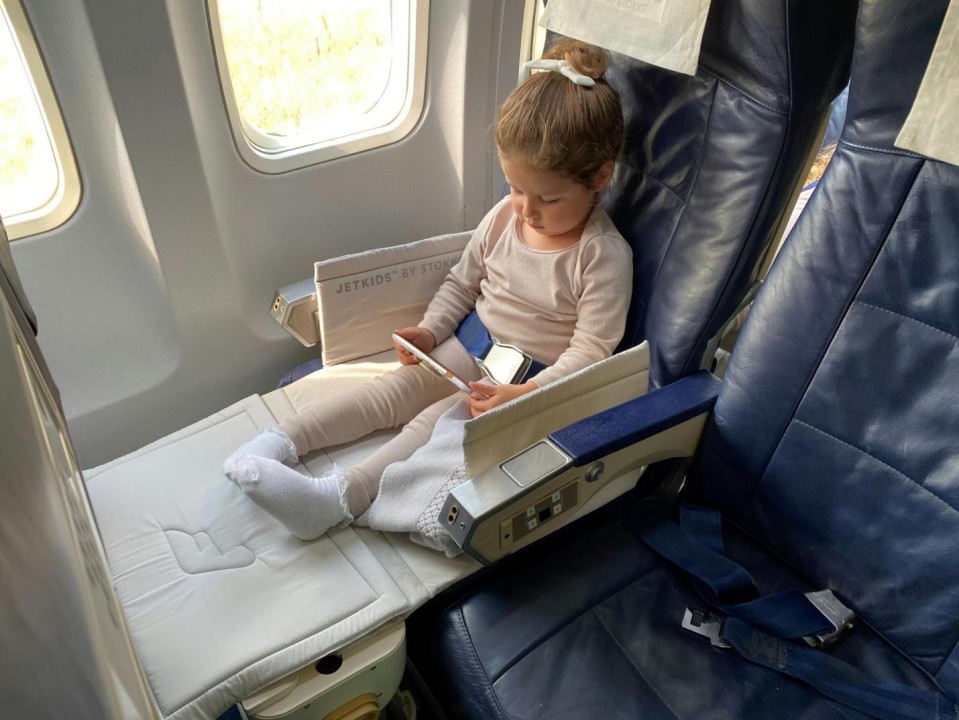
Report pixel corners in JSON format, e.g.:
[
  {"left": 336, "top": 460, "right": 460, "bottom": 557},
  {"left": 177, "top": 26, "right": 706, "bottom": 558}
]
[{"left": 496, "top": 39, "right": 624, "bottom": 188}]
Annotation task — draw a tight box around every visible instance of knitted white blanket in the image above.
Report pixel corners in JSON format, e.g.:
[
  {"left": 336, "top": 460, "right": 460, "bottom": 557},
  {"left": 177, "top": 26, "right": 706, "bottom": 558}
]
[{"left": 361, "top": 400, "right": 471, "bottom": 557}]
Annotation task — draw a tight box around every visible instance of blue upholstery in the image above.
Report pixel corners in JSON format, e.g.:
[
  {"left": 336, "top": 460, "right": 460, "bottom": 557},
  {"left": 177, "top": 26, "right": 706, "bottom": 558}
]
[
  {"left": 824, "top": 86, "right": 849, "bottom": 147},
  {"left": 687, "top": 0, "right": 959, "bottom": 697},
  {"left": 413, "top": 496, "right": 942, "bottom": 719},
  {"left": 276, "top": 357, "right": 325, "bottom": 389},
  {"left": 407, "top": 0, "right": 959, "bottom": 716},
  {"left": 607, "top": 0, "right": 855, "bottom": 386}
]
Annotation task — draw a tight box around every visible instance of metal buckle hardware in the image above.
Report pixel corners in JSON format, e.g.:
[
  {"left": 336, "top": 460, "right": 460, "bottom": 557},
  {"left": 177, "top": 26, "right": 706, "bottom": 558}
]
[
  {"left": 803, "top": 589, "right": 855, "bottom": 648},
  {"left": 683, "top": 592, "right": 853, "bottom": 651},
  {"left": 475, "top": 340, "right": 532, "bottom": 385},
  {"left": 682, "top": 608, "right": 731, "bottom": 649}
]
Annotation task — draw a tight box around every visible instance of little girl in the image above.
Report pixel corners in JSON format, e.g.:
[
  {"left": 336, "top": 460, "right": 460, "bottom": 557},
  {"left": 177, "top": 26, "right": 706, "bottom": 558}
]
[{"left": 224, "top": 39, "right": 633, "bottom": 540}]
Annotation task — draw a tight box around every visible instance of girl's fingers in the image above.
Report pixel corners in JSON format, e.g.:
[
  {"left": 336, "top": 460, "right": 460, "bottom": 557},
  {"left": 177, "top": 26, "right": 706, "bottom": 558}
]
[{"left": 469, "top": 381, "right": 497, "bottom": 397}]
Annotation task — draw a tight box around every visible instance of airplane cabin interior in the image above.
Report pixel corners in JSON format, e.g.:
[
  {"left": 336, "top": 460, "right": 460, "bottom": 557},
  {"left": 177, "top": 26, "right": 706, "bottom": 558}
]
[{"left": 2, "top": 0, "right": 958, "bottom": 719}]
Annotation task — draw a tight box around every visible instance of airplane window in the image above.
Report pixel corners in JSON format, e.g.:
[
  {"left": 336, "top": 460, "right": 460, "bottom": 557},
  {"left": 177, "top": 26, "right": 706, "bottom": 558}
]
[
  {"left": 0, "top": 0, "right": 80, "bottom": 240},
  {"left": 209, "top": 0, "right": 428, "bottom": 173},
  {"left": 523, "top": 0, "right": 549, "bottom": 64}
]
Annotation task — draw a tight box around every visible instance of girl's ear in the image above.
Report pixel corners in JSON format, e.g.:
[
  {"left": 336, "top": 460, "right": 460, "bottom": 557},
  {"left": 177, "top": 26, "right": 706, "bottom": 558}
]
[{"left": 592, "top": 161, "right": 615, "bottom": 191}]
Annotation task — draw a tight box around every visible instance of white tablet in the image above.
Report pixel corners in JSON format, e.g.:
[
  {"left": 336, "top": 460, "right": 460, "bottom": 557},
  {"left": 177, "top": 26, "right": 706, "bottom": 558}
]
[{"left": 392, "top": 333, "right": 475, "bottom": 394}]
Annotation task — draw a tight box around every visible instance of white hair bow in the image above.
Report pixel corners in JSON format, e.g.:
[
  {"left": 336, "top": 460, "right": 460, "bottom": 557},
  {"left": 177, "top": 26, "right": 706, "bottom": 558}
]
[{"left": 524, "top": 58, "right": 596, "bottom": 86}]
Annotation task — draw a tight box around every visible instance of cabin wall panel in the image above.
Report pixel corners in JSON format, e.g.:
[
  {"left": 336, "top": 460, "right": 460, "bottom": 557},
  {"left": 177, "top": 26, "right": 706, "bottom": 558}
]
[{"left": 11, "top": 0, "right": 523, "bottom": 467}]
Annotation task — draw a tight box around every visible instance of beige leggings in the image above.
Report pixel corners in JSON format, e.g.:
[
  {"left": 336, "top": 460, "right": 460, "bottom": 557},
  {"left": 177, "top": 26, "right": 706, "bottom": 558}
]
[{"left": 279, "top": 337, "right": 482, "bottom": 515}]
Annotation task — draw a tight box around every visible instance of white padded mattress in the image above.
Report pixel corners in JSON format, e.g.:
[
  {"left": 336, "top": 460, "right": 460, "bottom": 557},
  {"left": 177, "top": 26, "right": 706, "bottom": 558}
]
[{"left": 85, "top": 355, "right": 479, "bottom": 720}]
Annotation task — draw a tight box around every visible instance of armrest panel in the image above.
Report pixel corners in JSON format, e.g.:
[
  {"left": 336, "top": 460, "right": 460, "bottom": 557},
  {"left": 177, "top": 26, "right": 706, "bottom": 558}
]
[
  {"left": 550, "top": 371, "right": 721, "bottom": 466},
  {"left": 271, "top": 278, "right": 319, "bottom": 347},
  {"left": 443, "top": 371, "right": 721, "bottom": 564}
]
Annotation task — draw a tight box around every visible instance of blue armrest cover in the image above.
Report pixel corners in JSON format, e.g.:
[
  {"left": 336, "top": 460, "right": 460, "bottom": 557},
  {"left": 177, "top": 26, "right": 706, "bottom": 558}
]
[{"left": 549, "top": 371, "right": 720, "bottom": 466}]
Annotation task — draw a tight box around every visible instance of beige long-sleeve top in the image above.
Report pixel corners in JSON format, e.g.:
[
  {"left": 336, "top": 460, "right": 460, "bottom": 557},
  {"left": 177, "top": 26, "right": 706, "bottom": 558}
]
[{"left": 419, "top": 197, "right": 633, "bottom": 388}]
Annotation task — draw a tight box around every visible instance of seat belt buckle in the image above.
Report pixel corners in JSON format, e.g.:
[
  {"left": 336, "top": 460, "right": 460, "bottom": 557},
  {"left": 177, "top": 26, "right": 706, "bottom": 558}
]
[
  {"left": 682, "top": 608, "right": 731, "bottom": 649},
  {"left": 803, "top": 589, "right": 855, "bottom": 648},
  {"left": 476, "top": 340, "right": 532, "bottom": 385}
]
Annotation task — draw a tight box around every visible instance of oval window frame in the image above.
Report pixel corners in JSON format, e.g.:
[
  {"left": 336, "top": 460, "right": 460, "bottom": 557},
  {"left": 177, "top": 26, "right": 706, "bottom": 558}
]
[
  {"left": 0, "top": 0, "right": 81, "bottom": 241},
  {"left": 207, "top": 0, "right": 430, "bottom": 175}
]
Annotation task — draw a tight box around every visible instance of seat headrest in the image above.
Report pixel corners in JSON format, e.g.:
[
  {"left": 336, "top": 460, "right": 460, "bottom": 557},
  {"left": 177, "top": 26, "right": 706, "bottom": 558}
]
[{"left": 844, "top": 0, "right": 951, "bottom": 151}]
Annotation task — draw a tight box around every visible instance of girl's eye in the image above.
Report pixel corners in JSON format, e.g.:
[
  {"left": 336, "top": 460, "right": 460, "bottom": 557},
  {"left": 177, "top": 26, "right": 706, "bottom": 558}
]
[{"left": 541, "top": 197, "right": 558, "bottom": 204}]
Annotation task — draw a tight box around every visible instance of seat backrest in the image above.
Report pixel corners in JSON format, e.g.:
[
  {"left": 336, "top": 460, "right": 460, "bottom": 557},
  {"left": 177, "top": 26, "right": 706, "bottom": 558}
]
[
  {"left": 688, "top": 0, "right": 959, "bottom": 700},
  {"left": 607, "top": 0, "right": 856, "bottom": 387}
]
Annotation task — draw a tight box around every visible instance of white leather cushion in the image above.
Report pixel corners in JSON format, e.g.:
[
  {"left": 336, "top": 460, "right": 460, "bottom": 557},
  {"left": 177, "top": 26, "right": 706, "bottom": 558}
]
[
  {"left": 314, "top": 232, "right": 470, "bottom": 365},
  {"left": 85, "top": 396, "right": 411, "bottom": 720}
]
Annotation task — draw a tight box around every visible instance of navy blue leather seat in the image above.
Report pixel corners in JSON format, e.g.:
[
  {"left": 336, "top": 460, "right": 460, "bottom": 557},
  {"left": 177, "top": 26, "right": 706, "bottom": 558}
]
[
  {"left": 605, "top": 0, "right": 855, "bottom": 386},
  {"left": 407, "top": 0, "right": 959, "bottom": 717}
]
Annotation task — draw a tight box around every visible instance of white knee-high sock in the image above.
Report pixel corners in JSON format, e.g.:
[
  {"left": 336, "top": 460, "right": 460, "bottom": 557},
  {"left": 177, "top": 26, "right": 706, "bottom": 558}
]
[
  {"left": 223, "top": 426, "right": 297, "bottom": 481},
  {"left": 230, "top": 455, "right": 352, "bottom": 540}
]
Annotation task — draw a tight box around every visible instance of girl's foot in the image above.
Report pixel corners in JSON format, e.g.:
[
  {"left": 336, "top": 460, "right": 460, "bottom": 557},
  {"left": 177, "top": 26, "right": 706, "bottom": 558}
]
[
  {"left": 229, "top": 455, "right": 352, "bottom": 540},
  {"left": 223, "top": 426, "right": 297, "bottom": 480}
]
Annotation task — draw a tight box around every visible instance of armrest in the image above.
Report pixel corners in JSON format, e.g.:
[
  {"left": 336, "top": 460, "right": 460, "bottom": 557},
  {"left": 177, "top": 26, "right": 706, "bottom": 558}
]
[
  {"left": 550, "top": 371, "right": 721, "bottom": 465},
  {"left": 271, "top": 278, "right": 319, "bottom": 347},
  {"left": 442, "top": 371, "right": 721, "bottom": 564}
]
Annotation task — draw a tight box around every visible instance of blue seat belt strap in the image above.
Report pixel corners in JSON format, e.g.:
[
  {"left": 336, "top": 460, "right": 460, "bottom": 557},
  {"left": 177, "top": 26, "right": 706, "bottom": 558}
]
[
  {"left": 679, "top": 503, "right": 726, "bottom": 554},
  {"left": 454, "top": 310, "right": 546, "bottom": 382},
  {"left": 639, "top": 500, "right": 757, "bottom": 602},
  {"left": 454, "top": 310, "right": 494, "bottom": 359},
  {"left": 638, "top": 501, "right": 837, "bottom": 639},
  {"left": 639, "top": 500, "right": 959, "bottom": 719},
  {"left": 721, "top": 618, "right": 958, "bottom": 720}
]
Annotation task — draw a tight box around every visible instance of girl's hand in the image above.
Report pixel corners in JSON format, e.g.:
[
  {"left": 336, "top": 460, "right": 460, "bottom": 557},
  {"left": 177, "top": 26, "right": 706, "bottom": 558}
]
[
  {"left": 393, "top": 326, "right": 436, "bottom": 364},
  {"left": 393, "top": 327, "right": 436, "bottom": 365},
  {"left": 467, "top": 380, "right": 538, "bottom": 417}
]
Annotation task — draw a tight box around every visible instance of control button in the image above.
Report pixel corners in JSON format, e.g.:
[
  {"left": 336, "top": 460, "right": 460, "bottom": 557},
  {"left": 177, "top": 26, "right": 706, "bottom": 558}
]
[
  {"left": 551, "top": 491, "right": 561, "bottom": 503},
  {"left": 585, "top": 461, "right": 605, "bottom": 483},
  {"left": 553, "top": 503, "right": 562, "bottom": 515},
  {"left": 527, "top": 518, "right": 538, "bottom": 531},
  {"left": 526, "top": 507, "right": 536, "bottom": 518}
]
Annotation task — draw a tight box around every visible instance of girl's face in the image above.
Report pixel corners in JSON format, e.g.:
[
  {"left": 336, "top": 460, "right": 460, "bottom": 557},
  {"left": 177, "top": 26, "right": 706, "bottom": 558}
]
[{"left": 500, "top": 156, "right": 612, "bottom": 246}]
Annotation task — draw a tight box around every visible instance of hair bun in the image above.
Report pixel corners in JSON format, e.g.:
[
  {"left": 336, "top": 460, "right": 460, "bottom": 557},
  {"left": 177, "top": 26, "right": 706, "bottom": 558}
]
[{"left": 543, "top": 38, "right": 609, "bottom": 81}]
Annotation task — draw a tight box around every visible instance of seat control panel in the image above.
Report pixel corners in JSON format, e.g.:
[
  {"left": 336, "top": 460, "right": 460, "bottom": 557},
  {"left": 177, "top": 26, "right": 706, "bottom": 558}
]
[
  {"left": 501, "top": 481, "right": 579, "bottom": 547},
  {"left": 442, "top": 410, "right": 713, "bottom": 564}
]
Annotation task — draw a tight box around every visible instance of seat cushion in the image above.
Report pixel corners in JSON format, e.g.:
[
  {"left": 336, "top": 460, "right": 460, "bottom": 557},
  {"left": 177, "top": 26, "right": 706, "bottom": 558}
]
[{"left": 414, "top": 489, "right": 941, "bottom": 720}]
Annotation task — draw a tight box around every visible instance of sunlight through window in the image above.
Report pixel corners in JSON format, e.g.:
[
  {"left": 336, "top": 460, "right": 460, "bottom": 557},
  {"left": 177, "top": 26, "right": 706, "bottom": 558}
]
[
  {"left": 0, "top": 0, "right": 78, "bottom": 239},
  {"left": 210, "top": 0, "right": 427, "bottom": 172}
]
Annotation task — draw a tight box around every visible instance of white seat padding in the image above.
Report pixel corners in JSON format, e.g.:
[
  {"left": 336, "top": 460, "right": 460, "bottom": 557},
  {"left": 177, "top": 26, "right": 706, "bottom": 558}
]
[{"left": 85, "top": 364, "right": 479, "bottom": 720}]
